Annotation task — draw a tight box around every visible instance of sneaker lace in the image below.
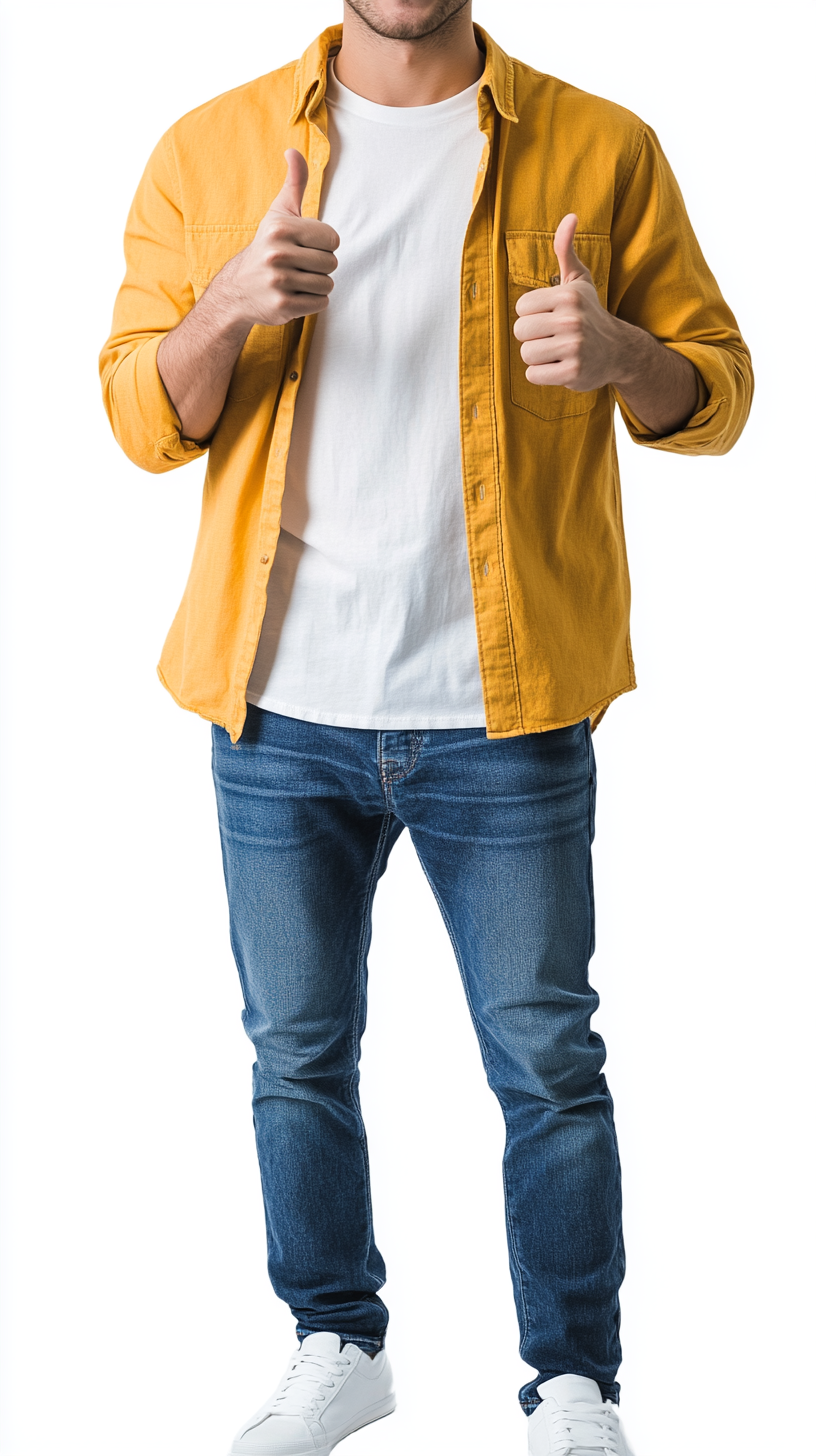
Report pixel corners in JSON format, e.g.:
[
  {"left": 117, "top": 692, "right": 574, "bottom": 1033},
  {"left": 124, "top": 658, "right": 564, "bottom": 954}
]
[
  {"left": 548, "top": 1398, "right": 623, "bottom": 1455},
  {"left": 270, "top": 1348, "right": 352, "bottom": 1420}
]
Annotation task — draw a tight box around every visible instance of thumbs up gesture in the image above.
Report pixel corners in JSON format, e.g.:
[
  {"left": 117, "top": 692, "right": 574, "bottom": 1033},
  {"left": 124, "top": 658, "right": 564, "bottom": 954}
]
[
  {"left": 513, "top": 213, "right": 622, "bottom": 393},
  {"left": 224, "top": 149, "right": 340, "bottom": 329}
]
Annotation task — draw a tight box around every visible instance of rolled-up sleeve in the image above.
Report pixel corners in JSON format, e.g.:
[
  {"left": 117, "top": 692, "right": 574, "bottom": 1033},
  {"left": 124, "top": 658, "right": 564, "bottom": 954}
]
[
  {"left": 608, "top": 124, "right": 754, "bottom": 455},
  {"left": 99, "top": 131, "right": 207, "bottom": 474}
]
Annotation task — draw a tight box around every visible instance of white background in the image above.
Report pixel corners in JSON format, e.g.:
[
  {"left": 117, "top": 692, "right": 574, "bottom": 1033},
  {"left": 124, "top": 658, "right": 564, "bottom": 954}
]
[{"left": 1, "top": 2, "right": 814, "bottom": 1453}]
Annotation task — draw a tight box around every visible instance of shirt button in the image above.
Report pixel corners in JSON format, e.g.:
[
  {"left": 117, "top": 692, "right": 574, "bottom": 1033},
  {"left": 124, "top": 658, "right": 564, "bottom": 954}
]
[
  {"left": 260, "top": 554, "right": 269, "bottom": 564},
  {"left": 478, "top": 162, "right": 485, "bottom": 172},
  {"left": 289, "top": 371, "right": 299, "bottom": 381},
  {"left": 550, "top": 273, "right": 561, "bottom": 286}
]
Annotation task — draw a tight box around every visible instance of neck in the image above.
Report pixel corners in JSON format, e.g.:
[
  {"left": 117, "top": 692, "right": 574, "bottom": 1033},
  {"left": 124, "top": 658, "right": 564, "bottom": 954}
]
[{"left": 334, "top": 3, "right": 483, "bottom": 106}]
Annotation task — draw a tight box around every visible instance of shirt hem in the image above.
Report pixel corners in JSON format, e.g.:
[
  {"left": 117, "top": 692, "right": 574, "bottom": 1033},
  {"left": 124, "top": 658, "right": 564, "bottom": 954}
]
[
  {"left": 245, "top": 690, "right": 487, "bottom": 730},
  {"left": 483, "top": 678, "right": 637, "bottom": 739}
]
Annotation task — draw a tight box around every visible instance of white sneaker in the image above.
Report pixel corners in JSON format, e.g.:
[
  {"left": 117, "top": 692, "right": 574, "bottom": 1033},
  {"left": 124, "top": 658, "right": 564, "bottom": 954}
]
[
  {"left": 527, "top": 1375, "right": 635, "bottom": 1455},
  {"left": 227, "top": 1331, "right": 396, "bottom": 1455}
]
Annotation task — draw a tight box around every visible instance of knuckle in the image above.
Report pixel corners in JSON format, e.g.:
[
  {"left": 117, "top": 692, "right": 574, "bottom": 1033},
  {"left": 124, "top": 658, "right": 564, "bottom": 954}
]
[
  {"left": 313, "top": 223, "right": 337, "bottom": 248},
  {"left": 516, "top": 288, "right": 541, "bottom": 315}
]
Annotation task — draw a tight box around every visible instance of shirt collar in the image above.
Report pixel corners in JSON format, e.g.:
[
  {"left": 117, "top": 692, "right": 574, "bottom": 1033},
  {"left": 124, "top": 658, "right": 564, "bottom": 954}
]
[{"left": 289, "top": 22, "right": 518, "bottom": 124}]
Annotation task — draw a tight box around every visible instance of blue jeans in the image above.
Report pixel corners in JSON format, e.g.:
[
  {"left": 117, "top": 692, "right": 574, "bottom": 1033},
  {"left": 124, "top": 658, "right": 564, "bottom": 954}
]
[{"left": 211, "top": 706, "right": 624, "bottom": 1410}]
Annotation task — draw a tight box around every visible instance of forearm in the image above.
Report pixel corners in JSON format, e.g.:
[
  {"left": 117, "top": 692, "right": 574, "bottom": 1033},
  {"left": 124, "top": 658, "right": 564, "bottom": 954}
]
[
  {"left": 157, "top": 257, "right": 251, "bottom": 442},
  {"left": 611, "top": 319, "right": 703, "bottom": 437}
]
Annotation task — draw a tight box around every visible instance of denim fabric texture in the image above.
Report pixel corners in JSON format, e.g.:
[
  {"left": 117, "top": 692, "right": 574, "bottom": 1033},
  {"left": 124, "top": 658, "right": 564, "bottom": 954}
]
[{"left": 211, "top": 705, "right": 624, "bottom": 1410}]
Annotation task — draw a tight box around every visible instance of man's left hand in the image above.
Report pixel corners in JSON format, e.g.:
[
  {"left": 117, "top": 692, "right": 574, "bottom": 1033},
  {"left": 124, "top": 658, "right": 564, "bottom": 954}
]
[
  {"left": 512, "top": 213, "right": 625, "bottom": 392},
  {"left": 513, "top": 212, "right": 703, "bottom": 435}
]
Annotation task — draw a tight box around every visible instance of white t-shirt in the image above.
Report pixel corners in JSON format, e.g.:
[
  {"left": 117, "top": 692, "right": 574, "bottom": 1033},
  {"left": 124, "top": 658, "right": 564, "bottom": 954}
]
[{"left": 246, "top": 61, "right": 487, "bottom": 728}]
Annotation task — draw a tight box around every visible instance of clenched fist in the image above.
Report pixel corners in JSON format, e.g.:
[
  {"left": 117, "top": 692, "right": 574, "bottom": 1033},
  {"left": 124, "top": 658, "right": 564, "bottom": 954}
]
[
  {"left": 512, "top": 211, "right": 702, "bottom": 433},
  {"left": 224, "top": 149, "right": 340, "bottom": 328},
  {"left": 157, "top": 149, "right": 340, "bottom": 440},
  {"left": 513, "top": 214, "right": 623, "bottom": 393}
]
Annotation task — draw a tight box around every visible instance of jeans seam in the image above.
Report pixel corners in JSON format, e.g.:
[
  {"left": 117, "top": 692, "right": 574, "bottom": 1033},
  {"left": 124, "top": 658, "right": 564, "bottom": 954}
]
[
  {"left": 376, "top": 735, "right": 392, "bottom": 811},
  {"left": 409, "top": 838, "right": 532, "bottom": 1355},
  {"left": 377, "top": 732, "right": 424, "bottom": 802},
  {"left": 388, "top": 731, "right": 422, "bottom": 781},
  {"left": 585, "top": 716, "right": 596, "bottom": 959},
  {"left": 348, "top": 811, "right": 393, "bottom": 1289},
  {"left": 212, "top": 731, "right": 253, "bottom": 1021}
]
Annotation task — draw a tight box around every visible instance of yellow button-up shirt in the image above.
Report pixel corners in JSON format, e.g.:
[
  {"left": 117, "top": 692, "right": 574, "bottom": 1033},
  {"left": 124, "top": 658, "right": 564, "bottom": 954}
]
[{"left": 100, "top": 24, "right": 752, "bottom": 743}]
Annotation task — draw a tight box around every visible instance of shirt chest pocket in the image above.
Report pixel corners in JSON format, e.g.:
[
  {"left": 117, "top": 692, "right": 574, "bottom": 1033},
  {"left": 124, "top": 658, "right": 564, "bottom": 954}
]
[
  {"left": 185, "top": 226, "right": 286, "bottom": 403},
  {"left": 505, "top": 230, "right": 612, "bottom": 422}
]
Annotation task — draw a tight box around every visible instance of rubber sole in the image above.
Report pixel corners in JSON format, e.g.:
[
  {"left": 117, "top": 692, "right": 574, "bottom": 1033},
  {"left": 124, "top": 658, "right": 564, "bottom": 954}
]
[{"left": 227, "top": 1392, "right": 397, "bottom": 1456}]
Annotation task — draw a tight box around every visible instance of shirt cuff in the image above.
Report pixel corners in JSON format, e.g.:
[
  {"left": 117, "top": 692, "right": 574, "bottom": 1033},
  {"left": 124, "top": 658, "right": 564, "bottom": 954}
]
[
  {"left": 107, "top": 332, "right": 208, "bottom": 473},
  {"left": 614, "top": 342, "right": 728, "bottom": 454}
]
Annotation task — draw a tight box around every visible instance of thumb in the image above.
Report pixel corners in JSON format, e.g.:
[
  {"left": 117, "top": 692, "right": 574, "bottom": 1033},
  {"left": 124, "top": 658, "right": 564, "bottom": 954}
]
[
  {"left": 553, "top": 213, "right": 593, "bottom": 285},
  {"left": 270, "top": 148, "right": 308, "bottom": 217}
]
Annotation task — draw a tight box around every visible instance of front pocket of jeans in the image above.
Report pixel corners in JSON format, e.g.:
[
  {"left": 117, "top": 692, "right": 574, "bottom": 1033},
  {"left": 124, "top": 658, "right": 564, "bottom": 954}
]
[
  {"left": 186, "top": 225, "right": 286, "bottom": 403},
  {"left": 506, "top": 230, "right": 611, "bottom": 422}
]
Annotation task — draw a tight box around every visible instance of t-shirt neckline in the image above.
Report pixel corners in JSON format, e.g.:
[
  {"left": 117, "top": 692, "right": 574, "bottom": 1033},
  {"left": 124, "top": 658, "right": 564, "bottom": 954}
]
[{"left": 325, "top": 56, "right": 481, "bottom": 127}]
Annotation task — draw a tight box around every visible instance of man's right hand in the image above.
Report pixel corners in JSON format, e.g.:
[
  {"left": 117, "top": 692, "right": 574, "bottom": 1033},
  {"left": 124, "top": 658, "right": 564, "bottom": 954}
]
[
  {"left": 219, "top": 149, "right": 340, "bottom": 328},
  {"left": 157, "top": 150, "right": 339, "bottom": 442}
]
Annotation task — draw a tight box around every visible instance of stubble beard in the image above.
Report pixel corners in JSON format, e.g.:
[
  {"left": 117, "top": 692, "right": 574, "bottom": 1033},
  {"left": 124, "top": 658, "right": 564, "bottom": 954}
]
[{"left": 344, "top": 0, "right": 472, "bottom": 42}]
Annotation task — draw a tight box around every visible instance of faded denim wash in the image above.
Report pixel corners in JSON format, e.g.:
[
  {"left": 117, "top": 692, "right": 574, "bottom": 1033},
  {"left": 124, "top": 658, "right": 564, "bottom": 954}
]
[{"left": 212, "top": 705, "right": 624, "bottom": 1410}]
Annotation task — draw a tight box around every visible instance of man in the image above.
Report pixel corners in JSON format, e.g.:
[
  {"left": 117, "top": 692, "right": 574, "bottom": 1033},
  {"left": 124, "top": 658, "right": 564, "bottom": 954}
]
[{"left": 100, "top": 1, "right": 752, "bottom": 1452}]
